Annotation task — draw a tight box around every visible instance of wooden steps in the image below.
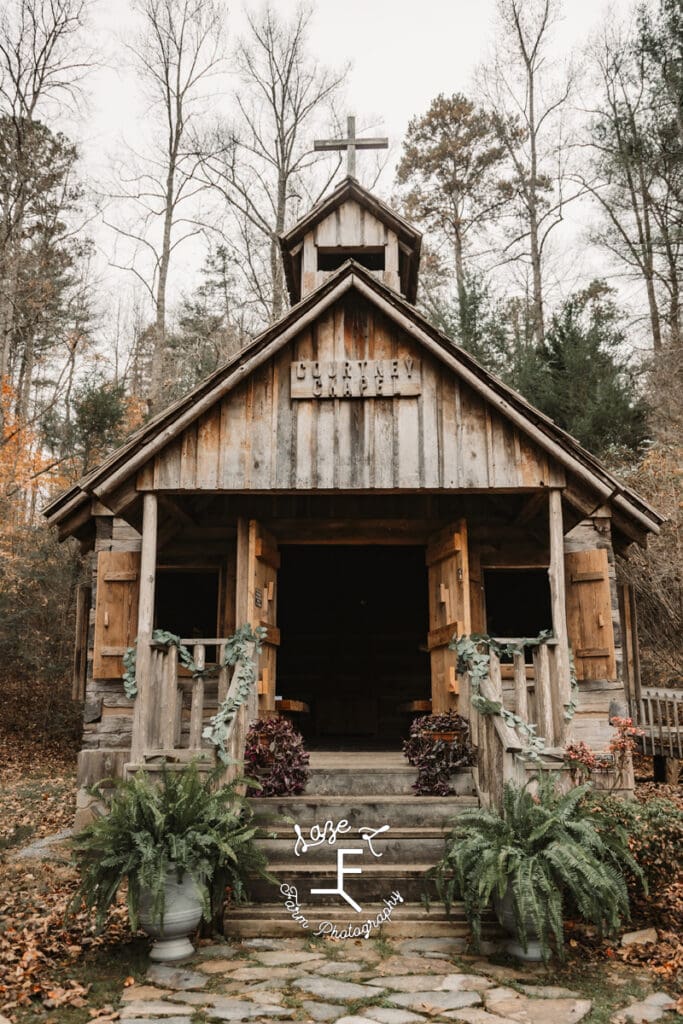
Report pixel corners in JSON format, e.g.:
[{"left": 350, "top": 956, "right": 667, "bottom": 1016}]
[
  {"left": 225, "top": 901, "right": 499, "bottom": 939},
  {"left": 224, "top": 757, "right": 491, "bottom": 940}
]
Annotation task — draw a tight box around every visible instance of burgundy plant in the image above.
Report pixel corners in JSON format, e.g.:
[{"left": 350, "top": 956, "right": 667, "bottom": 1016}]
[
  {"left": 403, "top": 710, "right": 474, "bottom": 796},
  {"left": 245, "top": 717, "right": 310, "bottom": 797}
]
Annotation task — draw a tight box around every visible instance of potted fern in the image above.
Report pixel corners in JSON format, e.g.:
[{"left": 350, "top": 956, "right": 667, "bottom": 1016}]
[
  {"left": 71, "top": 761, "right": 270, "bottom": 961},
  {"left": 432, "top": 774, "right": 642, "bottom": 961}
]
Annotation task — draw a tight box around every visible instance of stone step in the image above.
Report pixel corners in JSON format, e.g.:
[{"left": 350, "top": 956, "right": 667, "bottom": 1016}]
[
  {"left": 258, "top": 826, "right": 448, "bottom": 865},
  {"left": 250, "top": 793, "right": 479, "bottom": 829},
  {"left": 223, "top": 901, "right": 500, "bottom": 940},
  {"left": 302, "top": 766, "right": 476, "bottom": 797},
  {"left": 248, "top": 861, "right": 446, "bottom": 904}
]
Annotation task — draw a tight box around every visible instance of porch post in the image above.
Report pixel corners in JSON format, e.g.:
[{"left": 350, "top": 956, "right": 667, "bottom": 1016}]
[
  {"left": 548, "top": 488, "right": 571, "bottom": 731},
  {"left": 130, "top": 492, "right": 158, "bottom": 764}
]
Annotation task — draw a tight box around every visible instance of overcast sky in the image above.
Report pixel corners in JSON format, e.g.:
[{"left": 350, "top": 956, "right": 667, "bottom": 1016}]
[
  {"left": 85, "top": 0, "right": 630, "bottom": 167},
  {"left": 72, "top": 0, "right": 639, "bottom": 337}
]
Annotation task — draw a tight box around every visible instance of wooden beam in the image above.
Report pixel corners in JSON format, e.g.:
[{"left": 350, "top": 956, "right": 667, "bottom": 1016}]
[
  {"left": 514, "top": 491, "right": 547, "bottom": 527},
  {"left": 548, "top": 489, "right": 571, "bottom": 732},
  {"left": 160, "top": 494, "right": 200, "bottom": 528},
  {"left": 130, "top": 493, "right": 158, "bottom": 764}
]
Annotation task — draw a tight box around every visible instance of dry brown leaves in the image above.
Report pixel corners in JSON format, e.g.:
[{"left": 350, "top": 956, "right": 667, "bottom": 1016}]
[
  {"left": 568, "top": 777, "right": 683, "bottom": 995},
  {"left": 0, "top": 858, "right": 134, "bottom": 1012},
  {"left": 0, "top": 736, "right": 134, "bottom": 1015}
]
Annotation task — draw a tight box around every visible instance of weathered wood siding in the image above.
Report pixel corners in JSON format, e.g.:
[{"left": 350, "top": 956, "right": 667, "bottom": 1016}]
[
  {"left": 301, "top": 199, "right": 400, "bottom": 296},
  {"left": 140, "top": 296, "right": 562, "bottom": 494}
]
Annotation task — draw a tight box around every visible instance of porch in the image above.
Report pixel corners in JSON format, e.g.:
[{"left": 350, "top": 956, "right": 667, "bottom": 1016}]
[{"left": 116, "top": 488, "right": 579, "bottom": 798}]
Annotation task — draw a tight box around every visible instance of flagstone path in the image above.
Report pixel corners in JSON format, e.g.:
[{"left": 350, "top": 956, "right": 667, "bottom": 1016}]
[{"left": 115, "top": 936, "right": 678, "bottom": 1024}]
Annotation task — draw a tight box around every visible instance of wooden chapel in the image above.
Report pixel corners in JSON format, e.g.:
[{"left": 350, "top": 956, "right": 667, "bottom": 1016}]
[{"left": 44, "top": 174, "right": 664, "bottom": 819}]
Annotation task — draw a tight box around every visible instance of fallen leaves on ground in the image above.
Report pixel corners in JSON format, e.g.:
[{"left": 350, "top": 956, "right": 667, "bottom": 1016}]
[{"left": 0, "top": 735, "right": 136, "bottom": 1016}]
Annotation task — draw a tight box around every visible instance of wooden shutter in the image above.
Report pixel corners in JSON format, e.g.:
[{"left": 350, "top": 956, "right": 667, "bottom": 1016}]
[
  {"left": 238, "top": 520, "right": 280, "bottom": 715},
  {"left": 71, "top": 583, "right": 92, "bottom": 700},
  {"left": 427, "top": 520, "right": 471, "bottom": 713},
  {"left": 93, "top": 551, "right": 140, "bottom": 679},
  {"left": 565, "top": 548, "right": 616, "bottom": 681}
]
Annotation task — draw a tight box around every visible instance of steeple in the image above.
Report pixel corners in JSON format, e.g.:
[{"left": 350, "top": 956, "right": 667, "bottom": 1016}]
[{"left": 279, "top": 176, "right": 422, "bottom": 306}]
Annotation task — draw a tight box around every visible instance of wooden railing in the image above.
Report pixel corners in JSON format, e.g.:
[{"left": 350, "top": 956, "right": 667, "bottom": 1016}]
[
  {"left": 637, "top": 689, "right": 683, "bottom": 758},
  {"left": 464, "top": 639, "right": 568, "bottom": 809},
  {"left": 129, "top": 636, "right": 259, "bottom": 785},
  {"left": 141, "top": 638, "right": 229, "bottom": 762}
]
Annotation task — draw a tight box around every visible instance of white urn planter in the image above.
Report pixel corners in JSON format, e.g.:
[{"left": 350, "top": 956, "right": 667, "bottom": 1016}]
[
  {"left": 494, "top": 887, "right": 544, "bottom": 962},
  {"left": 139, "top": 871, "right": 203, "bottom": 962}
]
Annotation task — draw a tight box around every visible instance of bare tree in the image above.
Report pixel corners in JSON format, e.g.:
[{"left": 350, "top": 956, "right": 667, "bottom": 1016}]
[
  {"left": 478, "top": 0, "right": 576, "bottom": 346},
  {"left": 107, "top": 0, "right": 225, "bottom": 408},
  {"left": 578, "top": 8, "right": 682, "bottom": 353},
  {"left": 198, "top": 4, "right": 347, "bottom": 324},
  {"left": 0, "top": 0, "right": 90, "bottom": 400}
]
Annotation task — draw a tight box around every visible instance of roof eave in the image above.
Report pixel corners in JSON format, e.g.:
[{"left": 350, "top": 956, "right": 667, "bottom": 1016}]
[{"left": 43, "top": 258, "right": 662, "bottom": 540}]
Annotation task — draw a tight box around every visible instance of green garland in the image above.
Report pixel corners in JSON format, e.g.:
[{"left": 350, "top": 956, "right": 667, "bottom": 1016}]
[
  {"left": 450, "top": 631, "right": 579, "bottom": 762},
  {"left": 121, "top": 624, "right": 266, "bottom": 764},
  {"left": 122, "top": 629, "right": 196, "bottom": 699},
  {"left": 202, "top": 625, "right": 266, "bottom": 764}
]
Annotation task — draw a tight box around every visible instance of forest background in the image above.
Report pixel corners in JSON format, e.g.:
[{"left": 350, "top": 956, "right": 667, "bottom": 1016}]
[{"left": 0, "top": 0, "right": 680, "bottom": 745}]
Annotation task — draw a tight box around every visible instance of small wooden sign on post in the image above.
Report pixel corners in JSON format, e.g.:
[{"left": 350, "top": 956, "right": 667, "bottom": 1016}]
[{"left": 291, "top": 358, "right": 421, "bottom": 399}]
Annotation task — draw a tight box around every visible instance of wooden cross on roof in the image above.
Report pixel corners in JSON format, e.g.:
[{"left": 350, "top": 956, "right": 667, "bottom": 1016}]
[{"left": 314, "top": 115, "right": 388, "bottom": 178}]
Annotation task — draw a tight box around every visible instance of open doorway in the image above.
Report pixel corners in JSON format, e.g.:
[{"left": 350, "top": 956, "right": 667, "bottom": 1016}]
[{"left": 277, "top": 545, "right": 430, "bottom": 750}]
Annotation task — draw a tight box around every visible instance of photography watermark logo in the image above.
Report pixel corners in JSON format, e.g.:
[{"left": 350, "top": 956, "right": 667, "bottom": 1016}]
[{"left": 279, "top": 816, "right": 404, "bottom": 938}]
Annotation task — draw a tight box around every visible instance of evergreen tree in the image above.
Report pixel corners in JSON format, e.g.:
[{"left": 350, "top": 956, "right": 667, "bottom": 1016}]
[
  {"left": 397, "top": 94, "right": 509, "bottom": 338},
  {"left": 527, "top": 281, "right": 648, "bottom": 456},
  {"left": 420, "top": 261, "right": 509, "bottom": 374}
]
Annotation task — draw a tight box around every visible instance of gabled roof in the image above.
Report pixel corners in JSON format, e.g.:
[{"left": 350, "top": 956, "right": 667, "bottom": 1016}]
[
  {"left": 43, "top": 258, "right": 662, "bottom": 542},
  {"left": 279, "top": 176, "right": 422, "bottom": 303}
]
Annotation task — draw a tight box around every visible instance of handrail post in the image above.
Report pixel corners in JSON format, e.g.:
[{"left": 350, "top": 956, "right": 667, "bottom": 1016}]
[
  {"left": 189, "top": 644, "right": 205, "bottom": 750},
  {"left": 159, "top": 643, "right": 179, "bottom": 749},
  {"left": 130, "top": 493, "right": 158, "bottom": 764},
  {"left": 513, "top": 651, "right": 528, "bottom": 720},
  {"left": 548, "top": 489, "right": 571, "bottom": 723},
  {"left": 533, "top": 643, "right": 554, "bottom": 748}
]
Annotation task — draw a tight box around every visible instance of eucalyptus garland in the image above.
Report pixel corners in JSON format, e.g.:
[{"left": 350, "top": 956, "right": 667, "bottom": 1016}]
[
  {"left": 449, "top": 631, "right": 579, "bottom": 762},
  {"left": 121, "top": 623, "right": 266, "bottom": 764},
  {"left": 122, "top": 630, "right": 196, "bottom": 699},
  {"left": 202, "top": 624, "right": 266, "bottom": 764}
]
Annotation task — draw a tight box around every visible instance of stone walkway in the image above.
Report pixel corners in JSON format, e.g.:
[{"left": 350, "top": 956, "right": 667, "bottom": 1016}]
[{"left": 117, "top": 936, "right": 678, "bottom": 1024}]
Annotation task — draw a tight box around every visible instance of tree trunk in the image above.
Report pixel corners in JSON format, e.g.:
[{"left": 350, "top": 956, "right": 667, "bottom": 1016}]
[
  {"left": 527, "top": 68, "right": 544, "bottom": 347},
  {"left": 0, "top": 241, "right": 19, "bottom": 385},
  {"left": 635, "top": 163, "right": 662, "bottom": 353},
  {"left": 271, "top": 172, "right": 287, "bottom": 322},
  {"left": 149, "top": 143, "right": 177, "bottom": 407},
  {"left": 453, "top": 228, "right": 467, "bottom": 342},
  {"left": 16, "top": 335, "right": 34, "bottom": 425}
]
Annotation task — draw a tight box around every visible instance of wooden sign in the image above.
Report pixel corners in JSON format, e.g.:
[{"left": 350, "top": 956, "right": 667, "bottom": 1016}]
[{"left": 291, "top": 358, "right": 421, "bottom": 399}]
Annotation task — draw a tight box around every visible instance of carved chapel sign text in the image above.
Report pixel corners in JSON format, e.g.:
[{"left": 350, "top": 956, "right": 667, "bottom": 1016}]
[{"left": 290, "top": 359, "right": 421, "bottom": 399}]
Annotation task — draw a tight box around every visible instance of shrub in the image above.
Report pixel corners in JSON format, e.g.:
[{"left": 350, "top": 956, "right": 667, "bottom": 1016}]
[
  {"left": 71, "top": 761, "right": 269, "bottom": 929},
  {"left": 587, "top": 790, "right": 683, "bottom": 899},
  {"left": 432, "top": 774, "right": 640, "bottom": 960},
  {"left": 403, "top": 710, "right": 474, "bottom": 795},
  {"left": 245, "top": 717, "right": 310, "bottom": 797}
]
